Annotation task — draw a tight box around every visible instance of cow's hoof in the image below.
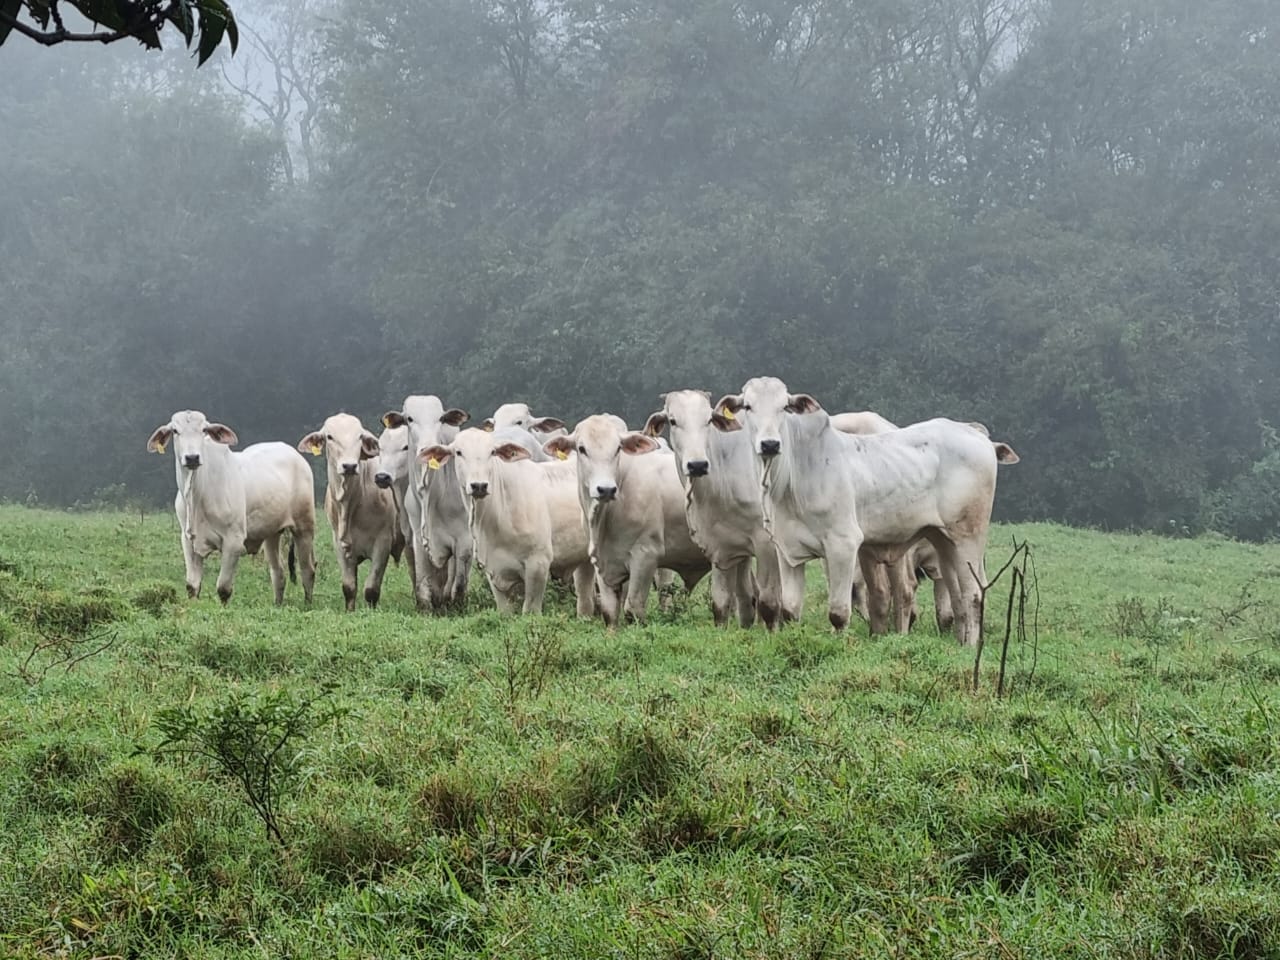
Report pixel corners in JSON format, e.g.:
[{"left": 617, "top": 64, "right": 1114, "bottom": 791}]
[
  {"left": 828, "top": 611, "right": 849, "bottom": 632},
  {"left": 364, "top": 586, "right": 380, "bottom": 608},
  {"left": 186, "top": 584, "right": 198, "bottom": 599},
  {"left": 217, "top": 586, "right": 232, "bottom": 605}
]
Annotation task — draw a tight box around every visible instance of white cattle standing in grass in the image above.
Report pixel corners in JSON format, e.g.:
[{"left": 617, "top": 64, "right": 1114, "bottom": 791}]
[
  {"left": 482, "top": 402, "right": 567, "bottom": 438},
  {"left": 373, "top": 422, "right": 414, "bottom": 586},
  {"left": 420, "top": 427, "right": 595, "bottom": 616},
  {"left": 714, "top": 377, "right": 1019, "bottom": 645},
  {"left": 297, "top": 413, "right": 397, "bottom": 611},
  {"left": 643, "top": 390, "right": 786, "bottom": 628},
  {"left": 381, "top": 396, "right": 471, "bottom": 609},
  {"left": 545, "top": 415, "right": 710, "bottom": 627},
  {"left": 830, "top": 409, "right": 951, "bottom": 635},
  {"left": 147, "top": 410, "right": 316, "bottom": 605}
]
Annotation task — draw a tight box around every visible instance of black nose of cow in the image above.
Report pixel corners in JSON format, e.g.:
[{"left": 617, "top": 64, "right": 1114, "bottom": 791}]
[
  {"left": 760, "top": 439, "right": 781, "bottom": 457},
  {"left": 469, "top": 481, "right": 489, "bottom": 498},
  {"left": 183, "top": 454, "right": 201, "bottom": 469},
  {"left": 341, "top": 462, "right": 358, "bottom": 476},
  {"left": 374, "top": 472, "right": 392, "bottom": 489},
  {"left": 686, "top": 460, "right": 709, "bottom": 478},
  {"left": 595, "top": 484, "right": 617, "bottom": 501}
]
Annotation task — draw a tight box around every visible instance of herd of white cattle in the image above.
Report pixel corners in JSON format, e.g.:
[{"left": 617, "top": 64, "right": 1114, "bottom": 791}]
[{"left": 145, "top": 376, "right": 1019, "bottom": 645}]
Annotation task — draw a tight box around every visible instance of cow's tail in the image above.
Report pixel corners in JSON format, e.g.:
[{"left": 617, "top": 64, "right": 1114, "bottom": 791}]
[{"left": 287, "top": 532, "right": 298, "bottom": 584}]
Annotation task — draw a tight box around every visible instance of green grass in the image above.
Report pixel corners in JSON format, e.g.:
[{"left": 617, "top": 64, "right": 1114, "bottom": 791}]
[{"left": 2, "top": 504, "right": 1280, "bottom": 958}]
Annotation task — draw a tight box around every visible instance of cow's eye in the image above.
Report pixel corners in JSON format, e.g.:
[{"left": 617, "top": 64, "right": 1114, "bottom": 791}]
[
  {"left": 455, "top": 451, "right": 464, "bottom": 458},
  {"left": 667, "top": 418, "right": 677, "bottom": 427},
  {"left": 578, "top": 445, "right": 587, "bottom": 455},
  {"left": 325, "top": 434, "right": 333, "bottom": 440},
  {"left": 405, "top": 415, "right": 414, "bottom": 424},
  {"left": 401, "top": 445, "right": 409, "bottom": 452}
]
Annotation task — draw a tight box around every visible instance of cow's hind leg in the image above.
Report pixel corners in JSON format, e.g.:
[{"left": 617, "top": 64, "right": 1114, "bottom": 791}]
[
  {"left": 888, "top": 553, "right": 917, "bottom": 634},
  {"left": 264, "top": 533, "right": 286, "bottom": 606},
  {"left": 734, "top": 560, "right": 757, "bottom": 628},
  {"left": 364, "top": 541, "right": 393, "bottom": 609},
  {"left": 293, "top": 527, "right": 317, "bottom": 605},
  {"left": 857, "top": 553, "right": 890, "bottom": 635}
]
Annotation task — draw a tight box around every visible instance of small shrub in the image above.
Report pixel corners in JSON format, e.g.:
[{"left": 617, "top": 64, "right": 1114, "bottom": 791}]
[{"left": 146, "top": 683, "right": 348, "bottom": 846}]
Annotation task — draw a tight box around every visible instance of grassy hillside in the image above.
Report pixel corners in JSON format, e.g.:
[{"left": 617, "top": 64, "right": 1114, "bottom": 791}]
[{"left": 1, "top": 505, "right": 1279, "bottom": 958}]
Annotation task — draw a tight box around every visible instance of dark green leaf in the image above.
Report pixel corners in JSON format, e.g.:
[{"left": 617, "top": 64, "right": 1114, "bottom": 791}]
[{"left": 0, "top": 0, "right": 24, "bottom": 46}]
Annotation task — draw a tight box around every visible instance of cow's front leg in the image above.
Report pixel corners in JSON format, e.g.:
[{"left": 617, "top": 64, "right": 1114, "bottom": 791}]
[
  {"left": 181, "top": 531, "right": 205, "bottom": 599},
  {"left": 214, "top": 541, "right": 245, "bottom": 605}
]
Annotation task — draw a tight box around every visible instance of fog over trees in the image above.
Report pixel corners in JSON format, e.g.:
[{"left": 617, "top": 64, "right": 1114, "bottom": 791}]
[{"left": 2, "top": 0, "right": 1278, "bottom": 538}]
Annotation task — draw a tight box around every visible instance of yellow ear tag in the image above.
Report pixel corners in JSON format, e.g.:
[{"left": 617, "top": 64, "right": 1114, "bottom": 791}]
[
  {"left": 382, "top": 415, "right": 392, "bottom": 428},
  {"left": 555, "top": 449, "right": 569, "bottom": 461},
  {"left": 310, "top": 443, "right": 322, "bottom": 456},
  {"left": 156, "top": 442, "right": 166, "bottom": 453},
  {"left": 427, "top": 457, "right": 441, "bottom": 470},
  {"left": 722, "top": 407, "right": 736, "bottom": 421}
]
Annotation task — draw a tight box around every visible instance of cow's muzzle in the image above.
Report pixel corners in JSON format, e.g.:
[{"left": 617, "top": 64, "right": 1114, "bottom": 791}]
[
  {"left": 685, "top": 460, "right": 709, "bottom": 478},
  {"left": 759, "top": 439, "right": 781, "bottom": 457},
  {"left": 183, "top": 454, "right": 201, "bottom": 469},
  {"left": 593, "top": 484, "right": 618, "bottom": 501},
  {"left": 469, "top": 482, "right": 489, "bottom": 499},
  {"left": 374, "top": 472, "right": 392, "bottom": 489},
  {"left": 341, "top": 462, "right": 359, "bottom": 476}
]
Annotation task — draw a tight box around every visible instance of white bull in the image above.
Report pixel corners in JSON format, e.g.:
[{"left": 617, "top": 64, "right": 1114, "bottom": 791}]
[
  {"left": 545, "top": 415, "right": 710, "bottom": 627},
  {"left": 298, "top": 412, "right": 397, "bottom": 611},
  {"left": 715, "top": 377, "right": 1019, "bottom": 645},
  {"left": 381, "top": 396, "right": 470, "bottom": 610},
  {"left": 481, "top": 402, "right": 567, "bottom": 438},
  {"left": 421, "top": 428, "right": 594, "bottom": 616},
  {"left": 147, "top": 410, "right": 316, "bottom": 605}
]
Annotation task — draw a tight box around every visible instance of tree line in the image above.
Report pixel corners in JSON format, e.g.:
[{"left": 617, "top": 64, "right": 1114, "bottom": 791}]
[{"left": 2, "top": 0, "right": 1278, "bottom": 539}]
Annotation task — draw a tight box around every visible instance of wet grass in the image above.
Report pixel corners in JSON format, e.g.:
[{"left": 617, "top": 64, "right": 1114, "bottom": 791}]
[{"left": 2, "top": 505, "right": 1280, "bottom": 957}]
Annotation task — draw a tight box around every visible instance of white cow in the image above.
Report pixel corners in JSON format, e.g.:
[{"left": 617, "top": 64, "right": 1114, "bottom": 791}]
[
  {"left": 146, "top": 410, "right": 316, "bottom": 605},
  {"left": 482, "top": 402, "right": 567, "bottom": 438},
  {"left": 381, "top": 396, "right": 471, "bottom": 610},
  {"left": 830, "top": 410, "right": 949, "bottom": 635},
  {"left": 643, "top": 390, "right": 787, "bottom": 628},
  {"left": 297, "top": 413, "right": 397, "bottom": 611},
  {"left": 545, "top": 415, "right": 710, "bottom": 627},
  {"left": 714, "top": 377, "right": 1019, "bottom": 645},
  {"left": 373, "top": 423, "right": 414, "bottom": 586},
  {"left": 421, "top": 428, "right": 595, "bottom": 616}
]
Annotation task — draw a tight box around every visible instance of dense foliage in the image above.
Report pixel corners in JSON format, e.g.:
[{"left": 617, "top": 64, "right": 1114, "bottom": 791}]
[{"left": 2, "top": 0, "right": 1279, "bottom": 537}]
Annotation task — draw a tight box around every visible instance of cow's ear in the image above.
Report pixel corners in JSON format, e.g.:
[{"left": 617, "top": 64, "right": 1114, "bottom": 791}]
[
  {"left": 710, "top": 411, "right": 741, "bottom": 433},
  {"left": 966, "top": 420, "right": 991, "bottom": 437},
  {"left": 419, "top": 445, "right": 452, "bottom": 470},
  {"left": 204, "top": 423, "right": 239, "bottom": 446},
  {"left": 481, "top": 418, "right": 495, "bottom": 432},
  {"left": 382, "top": 411, "right": 407, "bottom": 429},
  {"left": 642, "top": 412, "right": 669, "bottom": 437},
  {"left": 297, "top": 432, "right": 325, "bottom": 456},
  {"left": 715, "top": 394, "right": 745, "bottom": 422},
  {"left": 359, "top": 433, "right": 381, "bottom": 460},
  {"left": 147, "top": 425, "right": 174, "bottom": 454},
  {"left": 620, "top": 433, "right": 660, "bottom": 456},
  {"left": 785, "top": 393, "right": 822, "bottom": 414},
  {"left": 543, "top": 436, "right": 575, "bottom": 461},
  {"left": 993, "top": 442, "right": 1020, "bottom": 465},
  {"left": 440, "top": 408, "right": 469, "bottom": 427},
  {"left": 529, "top": 417, "right": 565, "bottom": 434},
  {"left": 493, "top": 443, "right": 532, "bottom": 463}
]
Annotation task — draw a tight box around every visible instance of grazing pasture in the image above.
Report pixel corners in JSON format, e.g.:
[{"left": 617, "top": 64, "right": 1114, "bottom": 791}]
[{"left": 2, "top": 504, "right": 1280, "bottom": 958}]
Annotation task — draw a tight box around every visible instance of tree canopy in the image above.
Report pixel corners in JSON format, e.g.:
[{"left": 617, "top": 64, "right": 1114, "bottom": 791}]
[{"left": 2, "top": 0, "right": 1279, "bottom": 538}]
